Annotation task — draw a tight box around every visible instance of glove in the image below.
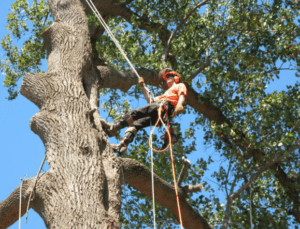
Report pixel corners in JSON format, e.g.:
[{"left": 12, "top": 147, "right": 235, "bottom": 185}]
[
  {"left": 174, "top": 104, "right": 184, "bottom": 114},
  {"left": 138, "top": 77, "right": 145, "bottom": 86}
]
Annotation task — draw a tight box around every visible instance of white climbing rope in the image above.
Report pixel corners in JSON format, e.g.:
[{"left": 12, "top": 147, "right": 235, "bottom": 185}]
[
  {"left": 149, "top": 98, "right": 156, "bottom": 229},
  {"left": 26, "top": 154, "right": 47, "bottom": 223},
  {"left": 19, "top": 178, "right": 23, "bottom": 229}
]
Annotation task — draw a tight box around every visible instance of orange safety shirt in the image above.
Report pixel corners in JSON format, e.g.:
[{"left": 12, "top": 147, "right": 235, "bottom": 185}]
[{"left": 157, "top": 83, "right": 187, "bottom": 107}]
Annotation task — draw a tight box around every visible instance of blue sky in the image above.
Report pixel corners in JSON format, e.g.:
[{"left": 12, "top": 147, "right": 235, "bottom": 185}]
[{"left": 0, "top": 0, "right": 299, "bottom": 228}]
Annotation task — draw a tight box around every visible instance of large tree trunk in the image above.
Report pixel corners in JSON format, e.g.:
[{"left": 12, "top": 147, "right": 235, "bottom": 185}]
[{"left": 18, "top": 0, "right": 122, "bottom": 227}]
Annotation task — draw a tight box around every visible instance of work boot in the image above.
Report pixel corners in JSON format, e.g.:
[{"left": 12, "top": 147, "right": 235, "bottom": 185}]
[
  {"left": 100, "top": 119, "right": 127, "bottom": 137},
  {"left": 111, "top": 127, "right": 137, "bottom": 155},
  {"left": 101, "top": 115, "right": 134, "bottom": 137},
  {"left": 111, "top": 144, "right": 128, "bottom": 155}
]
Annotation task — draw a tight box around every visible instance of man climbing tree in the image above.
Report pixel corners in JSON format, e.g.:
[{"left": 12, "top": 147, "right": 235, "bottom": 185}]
[{"left": 101, "top": 68, "right": 187, "bottom": 154}]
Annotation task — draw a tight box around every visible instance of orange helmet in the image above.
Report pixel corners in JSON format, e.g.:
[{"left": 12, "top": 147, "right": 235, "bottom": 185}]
[{"left": 159, "top": 68, "right": 181, "bottom": 83}]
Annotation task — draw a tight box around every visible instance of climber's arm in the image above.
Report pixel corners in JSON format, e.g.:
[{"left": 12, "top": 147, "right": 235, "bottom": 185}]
[{"left": 174, "top": 95, "right": 185, "bottom": 115}]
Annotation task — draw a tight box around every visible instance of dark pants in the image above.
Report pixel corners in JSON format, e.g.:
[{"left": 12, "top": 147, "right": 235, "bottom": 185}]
[{"left": 119, "top": 101, "right": 174, "bottom": 131}]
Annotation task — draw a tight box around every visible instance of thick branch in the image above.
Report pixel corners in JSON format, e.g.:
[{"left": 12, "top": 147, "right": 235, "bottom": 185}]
[
  {"left": 122, "top": 158, "right": 212, "bottom": 229},
  {"left": 20, "top": 72, "right": 54, "bottom": 108},
  {"left": 98, "top": 66, "right": 163, "bottom": 92},
  {"left": 0, "top": 178, "right": 37, "bottom": 229}
]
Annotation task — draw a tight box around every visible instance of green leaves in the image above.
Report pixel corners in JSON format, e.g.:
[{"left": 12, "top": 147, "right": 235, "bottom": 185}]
[{"left": 1, "top": 0, "right": 50, "bottom": 99}]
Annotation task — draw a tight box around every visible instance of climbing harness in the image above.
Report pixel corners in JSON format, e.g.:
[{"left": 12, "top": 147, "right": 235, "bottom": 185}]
[
  {"left": 85, "top": 1, "right": 183, "bottom": 227},
  {"left": 149, "top": 103, "right": 183, "bottom": 228}
]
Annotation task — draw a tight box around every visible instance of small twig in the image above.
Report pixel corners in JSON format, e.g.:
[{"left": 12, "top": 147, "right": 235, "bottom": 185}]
[
  {"left": 218, "top": 86, "right": 240, "bottom": 108},
  {"left": 188, "top": 61, "right": 211, "bottom": 80},
  {"left": 264, "top": 68, "right": 299, "bottom": 75},
  {"left": 106, "top": 100, "right": 113, "bottom": 121},
  {"left": 177, "top": 157, "right": 191, "bottom": 187},
  {"left": 258, "top": 131, "right": 275, "bottom": 143},
  {"left": 163, "top": 0, "right": 210, "bottom": 67},
  {"left": 43, "top": 11, "right": 50, "bottom": 27},
  {"left": 26, "top": 153, "right": 47, "bottom": 223},
  {"left": 221, "top": 175, "right": 238, "bottom": 229},
  {"left": 188, "top": 29, "right": 226, "bottom": 80},
  {"left": 224, "top": 158, "right": 234, "bottom": 197},
  {"left": 290, "top": 120, "right": 300, "bottom": 133},
  {"left": 232, "top": 28, "right": 292, "bottom": 34}
]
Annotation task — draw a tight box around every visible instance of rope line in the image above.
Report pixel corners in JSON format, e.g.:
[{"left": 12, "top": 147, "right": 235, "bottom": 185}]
[
  {"left": 149, "top": 98, "right": 156, "bottom": 229},
  {"left": 149, "top": 103, "right": 183, "bottom": 228},
  {"left": 19, "top": 178, "right": 24, "bottom": 229},
  {"left": 26, "top": 154, "right": 47, "bottom": 223}
]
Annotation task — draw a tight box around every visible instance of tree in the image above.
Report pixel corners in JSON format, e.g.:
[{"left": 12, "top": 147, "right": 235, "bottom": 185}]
[{"left": 0, "top": 0, "right": 299, "bottom": 228}]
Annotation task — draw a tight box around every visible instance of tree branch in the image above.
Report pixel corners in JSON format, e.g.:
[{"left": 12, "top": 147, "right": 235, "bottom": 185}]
[
  {"left": 98, "top": 66, "right": 163, "bottom": 92},
  {"left": 182, "top": 184, "right": 204, "bottom": 193},
  {"left": 177, "top": 157, "right": 191, "bottom": 187},
  {"left": 163, "top": 0, "right": 210, "bottom": 67},
  {"left": 0, "top": 178, "right": 36, "bottom": 229},
  {"left": 122, "top": 158, "right": 212, "bottom": 229},
  {"left": 220, "top": 175, "right": 238, "bottom": 229}
]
